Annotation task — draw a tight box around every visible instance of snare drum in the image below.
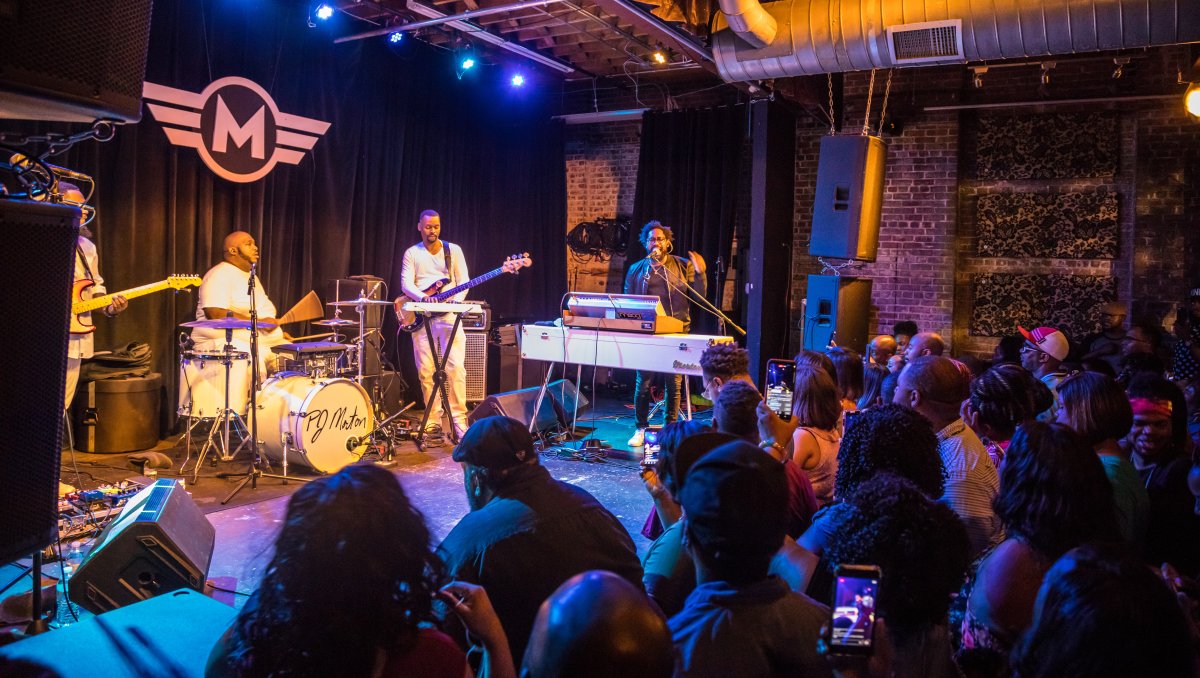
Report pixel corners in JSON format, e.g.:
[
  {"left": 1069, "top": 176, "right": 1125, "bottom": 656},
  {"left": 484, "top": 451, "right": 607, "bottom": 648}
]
[
  {"left": 177, "top": 350, "right": 251, "bottom": 418},
  {"left": 254, "top": 372, "right": 374, "bottom": 473}
]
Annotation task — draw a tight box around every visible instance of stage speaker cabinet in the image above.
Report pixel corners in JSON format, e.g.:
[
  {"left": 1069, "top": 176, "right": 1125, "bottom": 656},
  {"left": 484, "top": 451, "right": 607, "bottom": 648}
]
[
  {"left": 468, "top": 385, "right": 561, "bottom": 433},
  {"left": 802, "top": 275, "right": 873, "bottom": 356},
  {"left": 70, "top": 479, "right": 216, "bottom": 614},
  {"left": 545, "top": 379, "right": 590, "bottom": 426},
  {"left": 0, "top": 0, "right": 154, "bottom": 122},
  {"left": 809, "top": 135, "right": 886, "bottom": 262},
  {"left": 464, "top": 328, "right": 488, "bottom": 402},
  {"left": 328, "top": 277, "right": 385, "bottom": 330},
  {"left": 0, "top": 201, "right": 79, "bottom": 565}
]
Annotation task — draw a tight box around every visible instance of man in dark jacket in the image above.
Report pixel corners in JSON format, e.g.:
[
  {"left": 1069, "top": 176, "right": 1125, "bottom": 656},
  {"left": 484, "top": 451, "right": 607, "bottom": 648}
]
[
  {"left": 437, "top": 416, "right": 644, "bottom": 663},
  {"left": 624, "top": 221, "right": 707, "bottom": 447}
]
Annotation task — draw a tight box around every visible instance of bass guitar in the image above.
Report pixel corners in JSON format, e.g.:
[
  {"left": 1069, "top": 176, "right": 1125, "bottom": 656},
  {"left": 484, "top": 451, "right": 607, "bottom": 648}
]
[
  {"left": 71, "top": 274, "right": 202, "bottom": 334},
  {"left": 394, "top": 253, "right": 532, "bottom": 333}
]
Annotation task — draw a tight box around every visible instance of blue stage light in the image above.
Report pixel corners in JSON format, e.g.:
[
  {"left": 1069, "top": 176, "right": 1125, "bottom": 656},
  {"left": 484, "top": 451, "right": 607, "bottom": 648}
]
[
  {"left": 461, "top": 57, "right": 476, "bottom": 70},
  {"left": 315, "top": 3, "right": 334, "bottom": 20},
  {"left": 388, "top": 31, "right": 404, "bottom": 43},
  {"left": 511, "top": 74, "right": 525, "bottom": 87}
]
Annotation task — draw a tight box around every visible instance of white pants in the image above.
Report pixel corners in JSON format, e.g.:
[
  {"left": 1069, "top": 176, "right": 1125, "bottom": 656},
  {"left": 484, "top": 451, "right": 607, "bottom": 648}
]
[
  {"left": 65, "top": 356, "right": 82, "bottom": 414},
  {"left": 412, "top": 317, "right": 468, "bottom": 435}
]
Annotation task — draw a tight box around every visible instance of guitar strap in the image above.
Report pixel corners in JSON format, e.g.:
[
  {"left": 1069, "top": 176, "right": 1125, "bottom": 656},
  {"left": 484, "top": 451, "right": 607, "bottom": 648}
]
[
  {"left": 443, "top": 243, "right": 454, "bottom": 292},
  {"left": 76, "top": 242, "right": 95, "bottom": 282}
]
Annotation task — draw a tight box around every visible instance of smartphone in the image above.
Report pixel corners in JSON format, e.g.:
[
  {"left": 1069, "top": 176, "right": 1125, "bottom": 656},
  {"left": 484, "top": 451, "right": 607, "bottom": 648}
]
[
  {"left": 642, "top": 426, "right": 663, "bottom": 459},
  {"left": 828, "top": 564, "right": 881, "bottom": 654},
  {"left": 764, "top": 359, "right": 796, "bottom": 421}
]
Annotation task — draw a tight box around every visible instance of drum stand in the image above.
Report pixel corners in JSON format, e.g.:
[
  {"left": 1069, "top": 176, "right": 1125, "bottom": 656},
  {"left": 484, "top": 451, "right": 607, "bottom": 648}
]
[
  {"left": 413, "top": 311, "right": 466, "bottom": 451},
  {"left": 180, "top": 333, "right": 252, "bottom": 483},
  {"left": 222, "top": 264, "right": 307, "bottom": 506}
]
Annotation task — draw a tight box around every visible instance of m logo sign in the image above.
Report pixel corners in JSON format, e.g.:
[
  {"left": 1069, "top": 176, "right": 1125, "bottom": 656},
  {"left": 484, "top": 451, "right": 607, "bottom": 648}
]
[{"left": 142, "top": 77, "right": 330, "bottom": 183}]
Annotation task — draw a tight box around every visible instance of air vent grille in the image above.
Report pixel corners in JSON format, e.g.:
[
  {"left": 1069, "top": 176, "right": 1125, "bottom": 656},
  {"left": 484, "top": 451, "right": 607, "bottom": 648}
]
[{"left": 887, "top": 20, "right": 964, "bottom": 64}]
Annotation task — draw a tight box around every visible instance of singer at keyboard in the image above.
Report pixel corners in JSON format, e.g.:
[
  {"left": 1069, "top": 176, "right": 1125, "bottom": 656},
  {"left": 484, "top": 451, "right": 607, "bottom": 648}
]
[{"left": 622, "top": 221, "right": 707, "bottom": 448}]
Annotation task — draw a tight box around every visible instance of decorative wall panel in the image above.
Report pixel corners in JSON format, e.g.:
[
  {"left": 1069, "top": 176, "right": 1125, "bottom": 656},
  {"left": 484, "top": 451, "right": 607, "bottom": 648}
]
[
  {"left": 974, "top": 112, "right": 1118, "bottom": 180},
  {"left": 970, "top": 273, "right": 1116, "bottom": 338},
  {"left": 976, "top": 192, "right": 1119, "bottom": 258}
]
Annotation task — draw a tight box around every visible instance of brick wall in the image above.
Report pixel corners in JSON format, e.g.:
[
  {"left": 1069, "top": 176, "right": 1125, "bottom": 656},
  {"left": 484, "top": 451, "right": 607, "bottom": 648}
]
[{"left": 564, "top": 120, "right": 641, "bottom": 294}]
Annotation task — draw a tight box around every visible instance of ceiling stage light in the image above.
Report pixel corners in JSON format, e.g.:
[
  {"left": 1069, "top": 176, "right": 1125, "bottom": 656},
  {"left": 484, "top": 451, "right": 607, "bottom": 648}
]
[
  {"left": 315, "top": 3, "right": 334, "bottom": 20},
  {"left": 511, "top": 74, "right": 525, "bottom": 87},
  {"left": 1186, "top": 83, "right": 1200, "bottom": 119},
  {"left": 388, "top": 31, "right": 404, "bottom": 43}
]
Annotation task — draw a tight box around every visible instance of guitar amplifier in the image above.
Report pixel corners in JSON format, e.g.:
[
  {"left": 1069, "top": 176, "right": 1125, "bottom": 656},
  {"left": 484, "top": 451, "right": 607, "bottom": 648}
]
[{"left": 461, "top": 300, "right": 491, "bottom": 331}]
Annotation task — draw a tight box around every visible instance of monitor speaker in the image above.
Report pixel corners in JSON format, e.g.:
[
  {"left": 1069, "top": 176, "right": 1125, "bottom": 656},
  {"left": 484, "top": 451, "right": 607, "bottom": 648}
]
[
  {"left": 468, "top": 385, "right": 561, "bottom": 433},
  {"left": 544, "top": 379, "right": 589, "bottom": 425},
  {"left": 0, "top": 201, "right": 79, "bottom": 565},
  {"left": 809, "top": 135, "right": 886, "bottom": 262},
  {"left": 69, "top": 479, "right": 215, "bottom": 614},
  {"left": 802, "top": 275, "right": 873, "bottom": 356},
  {"left": 0, "top": 0, "right": 155, "bottom": 122}
]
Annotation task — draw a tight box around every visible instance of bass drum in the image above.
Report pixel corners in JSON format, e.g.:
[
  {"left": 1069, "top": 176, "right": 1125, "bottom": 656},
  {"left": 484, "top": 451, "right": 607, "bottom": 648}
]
[{"left": 255, "top": 372, "right": 374, "bottom": 474}]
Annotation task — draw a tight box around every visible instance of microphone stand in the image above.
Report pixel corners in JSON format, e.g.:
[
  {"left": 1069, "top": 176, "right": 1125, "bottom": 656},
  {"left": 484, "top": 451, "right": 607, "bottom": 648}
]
[
  {"left": 714, "top": 256, "right": 726, "bottom": 336},
  {"left": 654, "top": 253, "right": 746, "bottom": 336},
  {"left": 223, "top": 261, "right": 304, "bottom": 505}
]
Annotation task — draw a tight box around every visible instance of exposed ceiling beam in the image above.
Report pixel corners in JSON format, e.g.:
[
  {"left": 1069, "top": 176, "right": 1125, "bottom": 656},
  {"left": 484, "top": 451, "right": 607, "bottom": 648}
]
[{"left": 335, "top": 0, "right": 564, "bottom": 42}]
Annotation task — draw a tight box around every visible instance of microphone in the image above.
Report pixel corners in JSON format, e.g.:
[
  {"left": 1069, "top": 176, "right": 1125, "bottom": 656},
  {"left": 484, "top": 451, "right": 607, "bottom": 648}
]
[
  {"left": 248, "top": 262, "right": 256, "bottom": 295},
  {"left": 650, "top": 245, "right": 663, "bottom": 260},
  {"left": 346, "top": 435, "right": 361, "bottom": 451}
]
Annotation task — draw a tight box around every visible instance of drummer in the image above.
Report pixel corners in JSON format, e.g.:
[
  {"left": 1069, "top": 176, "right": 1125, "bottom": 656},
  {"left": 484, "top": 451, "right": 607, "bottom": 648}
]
[{"left": 192, "top": 231, "right": 290, "bottom": 378}]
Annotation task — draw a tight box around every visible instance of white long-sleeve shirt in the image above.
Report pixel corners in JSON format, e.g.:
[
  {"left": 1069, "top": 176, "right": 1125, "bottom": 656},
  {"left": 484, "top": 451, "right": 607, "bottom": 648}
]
[
  {"left": 69, "top": 237, "right": 106, "bottom": 359},
  {"left": 400, "top": 241, "right": 469, "bottom": 303}
]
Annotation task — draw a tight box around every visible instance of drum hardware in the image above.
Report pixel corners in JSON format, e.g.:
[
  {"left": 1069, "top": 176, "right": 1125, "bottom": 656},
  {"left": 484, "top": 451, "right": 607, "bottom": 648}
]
[
  {"left": 175, "top": 338, "right": 253, "bottom": 481},
  {"left": 326, "top": 290, "right": 387, "bottom": 383},
  {"left": 222, "top": 263, "right": 301, "bottom": 505},
  {"left": 344, "top": 401, "right": 416, "bottom": 462}
]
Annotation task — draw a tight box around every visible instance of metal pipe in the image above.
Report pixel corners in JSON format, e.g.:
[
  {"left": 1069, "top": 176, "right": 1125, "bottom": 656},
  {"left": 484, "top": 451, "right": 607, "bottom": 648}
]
[
  {"left": 923, "top": 93, "right": 1179, "bottom": 112},
  {"left": 335, "top": 0, "right": 565, "bottom": 43}
]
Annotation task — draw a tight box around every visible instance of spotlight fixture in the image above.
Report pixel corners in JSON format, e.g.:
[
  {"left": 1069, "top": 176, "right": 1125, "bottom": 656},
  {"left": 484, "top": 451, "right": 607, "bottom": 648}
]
[
  {"left": 461, "top": 56, "right": 476, "bottom": 70},
  {"left": 1112, "top": 57, "right": 1130, "bottom": 79},
  {"left": 1040, "top": 61, "right": 1055, "bottom": 86},
  {"left": 454, "top": 43, "right": 477, "bottom": 79},
  {"left": 511, "top": 73, "right": 525, "bottom": 87},
  {"left": 388, "top": 31, "right": 404, "bottom": 44},
  {"left": 651, "top": 50, "right": 667, "bottom": 65},
  {"left": 1186, "top": 83, "right": 1200, "bottom": 119},
  {"left": 314, "top": 3, "right": 334, "bottom": 20},
  {"left": 971, "top": 66, "right": 987, "bottom": 89}
]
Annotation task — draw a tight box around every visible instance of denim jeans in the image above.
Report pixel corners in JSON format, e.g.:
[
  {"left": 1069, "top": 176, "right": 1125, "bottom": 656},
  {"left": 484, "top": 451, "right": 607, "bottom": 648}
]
[{"left": 634, "top": 370, "right": 681, "bottom": 428}]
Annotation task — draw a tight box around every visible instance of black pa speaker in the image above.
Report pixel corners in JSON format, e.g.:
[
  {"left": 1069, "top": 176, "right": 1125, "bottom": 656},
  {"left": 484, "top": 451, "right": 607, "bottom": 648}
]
[
  {"left": 802, "top": 275, "right": 873, "bottom": 355},
  {"left": 544, "top": 379, "right": 590, "bottom": 426},
  {"left": 468, "top": 385, "right": 561, "bottom": 433},
  {"left": 0, "top": 0, "right": 154, "bottom": 122},
  {"left": 809, "top": 135, "right": 886, "bottom": 262},
  {"left": 69, "top": 479, "right": 216, "bottom": 614},
  {"left": 0, "top": 201, "right": 79, "bottom": 565}
]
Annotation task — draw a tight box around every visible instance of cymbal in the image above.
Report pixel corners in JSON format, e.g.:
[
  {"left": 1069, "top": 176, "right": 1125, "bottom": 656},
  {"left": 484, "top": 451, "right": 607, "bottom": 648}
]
[
  {"left": 326, "top": 299, "right": 394, "bottom": 307},
  {"left": 180, "top": 318, "right": 277, "bottom": 330},
  {"left": 313, "top": 318, "right": 358, "bottom": 326}
]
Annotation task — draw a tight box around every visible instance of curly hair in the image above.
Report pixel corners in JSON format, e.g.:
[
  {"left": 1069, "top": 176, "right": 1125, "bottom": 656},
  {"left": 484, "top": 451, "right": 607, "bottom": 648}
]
[
  {"left": 833, "top": 404, "right": 945, "bottom": 500},
  {"left": 699, "top": 343, "right": 750, "bottom": 381},
  {"left": 825, "top": 473, "right": 969, "bottom": 641},
  {"left": 995, "top": 422, "right": 1119, "bottom": 561},
  {"left": 1057, "top": 371, "right": 1132, "bottom": 447},
  {"left": 826, "top": 347, "right": 865, "bottom": 403},
  {"left": 639, "top": 220, "right": 673, "bottom": 247},
  {"left": 1010, "top": 545, "right": 1194, "bottom": 678},
  {"left": 223, "top": 464, "right": 445, "bottom": 676},
  {"left": 969, "top": 364, "right": 1045, "bottom": 441},
  {"left": 714, "top": 379, "right": 762, "bottom": 442}
]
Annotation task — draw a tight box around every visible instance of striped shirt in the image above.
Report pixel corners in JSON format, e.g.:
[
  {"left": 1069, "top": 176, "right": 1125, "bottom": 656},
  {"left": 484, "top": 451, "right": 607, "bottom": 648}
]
[{"left": 937, "top": 419, "right": 1004, "bottom": 559}]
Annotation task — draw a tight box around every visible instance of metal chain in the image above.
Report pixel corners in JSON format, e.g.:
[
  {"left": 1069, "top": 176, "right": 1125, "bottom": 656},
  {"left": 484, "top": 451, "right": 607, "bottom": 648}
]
[
  {"left": 861, "top": 68, "right": 876, "bottom": 136},
  {"left": 0, "top": 120, "right": 118, "bottom": 160},
  {"left": 827, "top": 73, "right": 836, "bottom": 134},
  {"left": 877, "top": 69, "right": 895, "bottom": 136}
]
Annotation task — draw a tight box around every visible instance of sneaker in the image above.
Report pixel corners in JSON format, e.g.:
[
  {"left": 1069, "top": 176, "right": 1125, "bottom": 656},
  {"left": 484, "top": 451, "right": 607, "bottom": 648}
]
[{"left": 627, "top": 428, "right": 646, "bottom": 447}]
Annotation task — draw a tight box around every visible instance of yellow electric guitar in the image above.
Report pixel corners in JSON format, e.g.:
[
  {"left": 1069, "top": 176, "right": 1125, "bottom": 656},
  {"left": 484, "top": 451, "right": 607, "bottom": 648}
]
[
  {"left": 71, "top": 274, "right": 201, "bottom": 334},
  {"left": 394, "top": 253, "right": 532, "bottom": 333}
]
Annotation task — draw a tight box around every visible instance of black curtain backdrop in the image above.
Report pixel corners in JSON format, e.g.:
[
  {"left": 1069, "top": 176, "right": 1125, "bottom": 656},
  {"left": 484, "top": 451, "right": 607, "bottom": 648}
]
[
  {"left": 629, "top": 105, "right": 746, "bottom": 335},
  {"left": 27, "top": 0, "right": 566, "bottom": 425}
]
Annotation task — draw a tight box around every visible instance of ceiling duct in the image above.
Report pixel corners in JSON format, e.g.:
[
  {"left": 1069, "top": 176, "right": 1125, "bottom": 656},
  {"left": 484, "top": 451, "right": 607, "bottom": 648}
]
[{"left": 711, "top": 0, "right": 1200, "bottom": 82}]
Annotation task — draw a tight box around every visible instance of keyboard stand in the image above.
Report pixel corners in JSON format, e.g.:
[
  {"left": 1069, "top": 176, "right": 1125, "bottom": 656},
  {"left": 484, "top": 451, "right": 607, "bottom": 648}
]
[{"left": 412, "top": 310, "right": 467, "bottom": 451}]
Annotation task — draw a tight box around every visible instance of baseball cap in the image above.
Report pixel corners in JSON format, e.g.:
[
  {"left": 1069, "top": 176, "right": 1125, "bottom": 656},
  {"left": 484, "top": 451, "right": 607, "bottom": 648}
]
[
  {"left": 1018, "top": 326, "right": 1070, "bottom": 362},
  {"left": 452, "top": 416, "right": 537, "bottom": 471},
  {"left": 678, "top": 441, "right": 788, "bottom": 563}
]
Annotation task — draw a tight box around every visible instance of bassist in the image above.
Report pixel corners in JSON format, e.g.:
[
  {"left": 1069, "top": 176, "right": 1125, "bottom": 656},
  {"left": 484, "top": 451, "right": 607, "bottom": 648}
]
[{"left": 397, "top": 210, "right": 470, "bottom": 440}]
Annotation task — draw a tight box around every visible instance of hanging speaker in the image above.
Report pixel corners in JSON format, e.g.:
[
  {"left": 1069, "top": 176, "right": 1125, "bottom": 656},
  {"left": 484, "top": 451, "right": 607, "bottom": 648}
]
[
  {"left": 0, "top": 0, "right": 155, "bottom": 122},
  {"left": 802, "top": 275, "right": 873, "bottom": 355},
  {"left": 0, "top": 200, "right": 79, "bottom": 565},
  {"left": 69, "top": 479, "right": 216, "bottom": 614},
  {"left": 809, "top": 135, "right": 886, "bottom": 262}
]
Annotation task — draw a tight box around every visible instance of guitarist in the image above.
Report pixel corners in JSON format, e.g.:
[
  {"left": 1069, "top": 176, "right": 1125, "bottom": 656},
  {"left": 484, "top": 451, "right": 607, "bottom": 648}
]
[
  {"left": 63, "top": 182, "right": 126, "bottom": 414},
  {"left": 397, "top": 210, "right": 470, "bottom": 440}
]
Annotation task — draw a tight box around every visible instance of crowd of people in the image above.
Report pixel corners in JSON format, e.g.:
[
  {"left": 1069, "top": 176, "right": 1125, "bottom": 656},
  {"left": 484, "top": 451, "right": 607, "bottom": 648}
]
[{"left": 200, "top": 294, "right": 1200, "bottom": 678}]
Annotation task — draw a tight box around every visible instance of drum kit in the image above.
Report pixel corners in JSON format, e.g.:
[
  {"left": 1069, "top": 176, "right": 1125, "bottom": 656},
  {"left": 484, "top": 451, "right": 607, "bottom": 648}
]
[{"left": 177, "top": 293, "right": 412, "bottom": 480}]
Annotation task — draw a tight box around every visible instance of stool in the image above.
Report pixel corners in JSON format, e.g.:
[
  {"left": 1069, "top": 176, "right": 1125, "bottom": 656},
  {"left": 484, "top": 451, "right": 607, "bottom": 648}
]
[{"left": 72, "top": 373, "right": 162, "bottom": 453}]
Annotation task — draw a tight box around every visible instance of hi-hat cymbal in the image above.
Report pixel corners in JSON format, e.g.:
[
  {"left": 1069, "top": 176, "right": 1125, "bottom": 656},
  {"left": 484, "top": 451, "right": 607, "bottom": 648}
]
[
  {"left": 326, "top": 299, "right": 394, "bottom": 307},
  {"left": 180, "top": 318, "right": 277, "bottom": 330},
  {"left": 313, "top": 318, "right": 358, "bottom": 326}
]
